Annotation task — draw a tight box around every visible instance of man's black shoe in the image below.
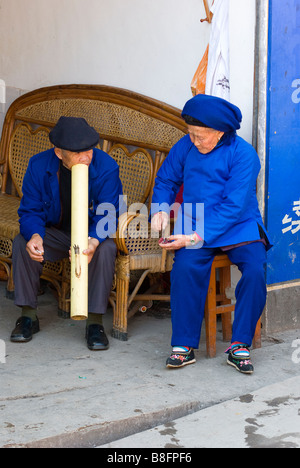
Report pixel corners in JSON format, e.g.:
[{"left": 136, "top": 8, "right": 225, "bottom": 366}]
[
  {"left": 86, "top": 324, "right": 109, "bottom": 351},
  {"left": 10, "top": 316, "right": 40, "bottom": 343}
]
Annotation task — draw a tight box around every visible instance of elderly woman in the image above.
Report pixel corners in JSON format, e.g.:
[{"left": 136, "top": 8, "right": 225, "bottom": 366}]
[{"left": 151, "top": 94, "right": 271, "bottom": 374}]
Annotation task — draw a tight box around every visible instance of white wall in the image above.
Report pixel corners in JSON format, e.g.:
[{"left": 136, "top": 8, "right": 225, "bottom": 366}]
[{"left": 0, "top": 0, "right": 256, "bottom": 141}]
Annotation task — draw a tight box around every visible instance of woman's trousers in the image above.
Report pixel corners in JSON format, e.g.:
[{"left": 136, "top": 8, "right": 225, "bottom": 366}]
[{"left": 170, "top": 242, "right": 267, "bottom": 348}]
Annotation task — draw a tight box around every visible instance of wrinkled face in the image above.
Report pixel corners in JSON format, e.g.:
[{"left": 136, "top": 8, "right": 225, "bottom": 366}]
[
  {"left": 187, "top": 125, "right": 224, "bottom": 154},
  {"left": 54, "top": 148, "right": 93, "bottom": 169}
]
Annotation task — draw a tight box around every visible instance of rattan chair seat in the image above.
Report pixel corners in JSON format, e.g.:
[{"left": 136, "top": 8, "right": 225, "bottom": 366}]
[{"left": 0, "top": 194, "right": 20, "bottom": 239}]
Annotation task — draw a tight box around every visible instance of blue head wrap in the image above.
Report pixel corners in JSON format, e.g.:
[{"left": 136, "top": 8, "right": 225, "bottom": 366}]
[{"left": 181, "top": 94, "right": 242, "bottom": 133}]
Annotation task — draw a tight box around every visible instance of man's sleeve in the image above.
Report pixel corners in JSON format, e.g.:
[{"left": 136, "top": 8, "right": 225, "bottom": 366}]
[{"left": 18, "top": 160, "right": 47, "bottom": 241}]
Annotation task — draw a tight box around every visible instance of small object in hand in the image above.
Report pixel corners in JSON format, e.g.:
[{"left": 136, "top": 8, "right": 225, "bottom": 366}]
[{"left": 159, "top": 237, "right": 173, "bottom": 244}]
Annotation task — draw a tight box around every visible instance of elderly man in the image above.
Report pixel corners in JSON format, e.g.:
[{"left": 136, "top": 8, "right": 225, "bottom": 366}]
[
  {"left": 10, "top": 117, "right": 122, "bottom": 350},
  {"left": 151, "top": 94, "right": 272, "bottom": 374}
]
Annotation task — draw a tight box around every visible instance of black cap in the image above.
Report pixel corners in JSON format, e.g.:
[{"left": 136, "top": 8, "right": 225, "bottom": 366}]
[{"left": 49, "top": 116, "right": 99, "bottom": 152}]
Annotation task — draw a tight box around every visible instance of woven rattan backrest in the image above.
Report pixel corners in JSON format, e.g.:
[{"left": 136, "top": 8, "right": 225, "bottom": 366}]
[
  {"left": 9, "top": 123, "right": 52, "bottom": 197},
  {"left": 1, "top": 85, "right": 186, "bottom": 195},
  {"left": 15, "top": 98, "right": 184, "bottom": 152},
  {"left": 109, "top": 144, "right": 153, "bottom": 206}
]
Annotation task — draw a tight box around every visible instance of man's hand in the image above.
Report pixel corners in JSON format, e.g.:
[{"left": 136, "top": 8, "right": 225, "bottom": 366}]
[
  {"left": 151, "top": 211, "right": 169, "bottom": 232},
  {"left": 26, "top": 233, "right": 44, "bottom": 262},
  {"left": 83, "top": 237, "right": 99, "bottom": 264}
]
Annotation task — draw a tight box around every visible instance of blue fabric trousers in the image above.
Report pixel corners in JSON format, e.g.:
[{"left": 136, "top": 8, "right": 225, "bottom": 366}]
[{"left": 170, "top": 242, "right": 267, "bottom": 348}]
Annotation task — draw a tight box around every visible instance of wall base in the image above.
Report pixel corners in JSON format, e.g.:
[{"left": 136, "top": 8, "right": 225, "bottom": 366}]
[{"left": 264, "top": 282, "right": 300, "bottom": 335}]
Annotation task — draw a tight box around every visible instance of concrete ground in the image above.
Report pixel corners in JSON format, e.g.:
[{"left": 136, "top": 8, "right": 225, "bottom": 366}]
[{"left": 0, "top": 280, "right": 299, "bottom": 448}]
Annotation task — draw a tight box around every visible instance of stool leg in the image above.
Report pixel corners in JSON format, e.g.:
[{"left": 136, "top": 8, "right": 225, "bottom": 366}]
[
  {"left": 252, "top": 318, "right": 262, "bottom": 349},
  {"left": 221, "top": 313, "right": 232, "bottom": 342},
  {"left": 205, "top": 266, "right": 217, "bottom": 358},
  {"left": 219, "top": 266, "right": 232, "bottom": 342}
]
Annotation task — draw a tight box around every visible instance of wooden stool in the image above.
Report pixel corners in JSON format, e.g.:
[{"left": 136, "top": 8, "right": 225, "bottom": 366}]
[{"left": 204, "top": 254, "right": 261, "bottom": 358}]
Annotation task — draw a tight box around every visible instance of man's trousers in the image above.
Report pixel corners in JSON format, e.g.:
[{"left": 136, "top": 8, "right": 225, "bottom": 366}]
[
  {"left": 12, "top": 227, "right": 117, "bottom": 314},
  {"left": 170, "top": 242, "right": 267, "bottom": 348}
]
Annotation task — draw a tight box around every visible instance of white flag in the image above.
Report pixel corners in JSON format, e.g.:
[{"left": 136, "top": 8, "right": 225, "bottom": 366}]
[
  {"left": 205, "top": 0, "right": 230, "bottom": 100},
  {"left": 0, "top": 79, "right": 6, "bottom": 104}
]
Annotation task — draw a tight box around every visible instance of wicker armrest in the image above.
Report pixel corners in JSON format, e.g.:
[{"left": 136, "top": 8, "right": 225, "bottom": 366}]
[{"left": 116, "top": 212, "right": 161, "bottom": 255}]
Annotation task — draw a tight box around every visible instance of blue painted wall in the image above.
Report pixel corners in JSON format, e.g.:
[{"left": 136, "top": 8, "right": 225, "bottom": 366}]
[{"left": 266, "top": 0, "right": 300, "bottom": 284}]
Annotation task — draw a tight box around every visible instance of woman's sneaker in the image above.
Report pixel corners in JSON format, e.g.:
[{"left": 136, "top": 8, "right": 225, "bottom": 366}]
[
  {"left": 226, "top": 343, "right": 254, "bottom": 374},
  {"left": 166, "top": 347, "right": 196, "bottom": 368}
]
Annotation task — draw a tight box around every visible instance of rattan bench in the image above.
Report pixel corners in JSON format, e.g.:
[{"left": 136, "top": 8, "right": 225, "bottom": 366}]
[
  {"left": 0, "top": 84, "right": 259, "bottom": 351},
  {"left": 0, "top": 84, "right": 185, "bottom": 339}
]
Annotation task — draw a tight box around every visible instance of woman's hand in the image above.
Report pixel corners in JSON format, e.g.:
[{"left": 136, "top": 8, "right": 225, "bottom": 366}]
[
  {"left": 151, "top": 211, "right": 169, "bottom": 232},
  {"left": 158, "top": 233, "right": 202, "bottom": 251}
]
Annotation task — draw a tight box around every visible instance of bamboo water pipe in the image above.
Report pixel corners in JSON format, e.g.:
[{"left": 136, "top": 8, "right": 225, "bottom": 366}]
[{"left": 70, "top": 163, "right": 89, "bottom": 320}]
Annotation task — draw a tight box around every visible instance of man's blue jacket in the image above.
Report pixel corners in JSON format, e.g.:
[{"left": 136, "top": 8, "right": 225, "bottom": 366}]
[
  {"left": 151, "top": 134, "right": 271, "bottom": 249},
  {"left": 18, "top": 148, "right": 122, "bottom": 243}
]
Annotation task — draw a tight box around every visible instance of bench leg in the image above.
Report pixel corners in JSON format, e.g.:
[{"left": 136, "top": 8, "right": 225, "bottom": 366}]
[
  {"left": 112, "top": 255, "right": 130, "bottom": 341},
  {"left": 58, "top": 278, "right": 70, "bottom": 318},
  {"left": 6, "top": 264, "right": 15, "bottom": 300}
]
